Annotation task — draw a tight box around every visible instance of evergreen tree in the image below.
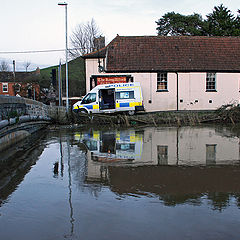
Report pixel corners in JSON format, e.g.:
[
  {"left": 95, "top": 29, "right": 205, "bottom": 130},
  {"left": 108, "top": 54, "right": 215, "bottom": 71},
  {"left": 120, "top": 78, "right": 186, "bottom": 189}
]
[
  {"left": 156, "top": 5, "right": 240, "bottom": 36},
  {"left": 156, "top": 12, "right": 206, "bottom": 36},
  {"left": 206, "top": 4, "right": 236, "bottom": 36}
]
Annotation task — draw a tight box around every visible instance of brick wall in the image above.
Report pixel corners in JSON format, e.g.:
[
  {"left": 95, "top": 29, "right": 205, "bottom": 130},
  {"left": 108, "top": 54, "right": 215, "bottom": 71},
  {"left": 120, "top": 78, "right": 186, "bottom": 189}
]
[
  {"left": 0, "top": 82, "right": 15, "bottom": 96},
  {"left": 0, "top": 82, "right": 41, "bottom": 100}
]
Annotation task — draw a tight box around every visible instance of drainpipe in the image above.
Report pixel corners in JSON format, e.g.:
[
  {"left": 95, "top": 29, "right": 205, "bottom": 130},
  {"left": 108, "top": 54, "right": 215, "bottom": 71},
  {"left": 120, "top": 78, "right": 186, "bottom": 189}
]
[
  {"left": 149, "top": 70, "right": 153, "bottom": 104},
  {"left": 149, "top": 72, "right": 152, "bottom": 103},
  {"left": 176, "top": 72, "right": 179, "bottom": 111}
]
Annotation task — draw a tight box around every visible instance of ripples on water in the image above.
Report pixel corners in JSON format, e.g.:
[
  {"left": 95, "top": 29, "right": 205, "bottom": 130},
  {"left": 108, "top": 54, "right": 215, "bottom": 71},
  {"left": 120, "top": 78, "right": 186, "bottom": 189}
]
[{"left": 0, "top": 126, "right": 240, "bottom": 240}]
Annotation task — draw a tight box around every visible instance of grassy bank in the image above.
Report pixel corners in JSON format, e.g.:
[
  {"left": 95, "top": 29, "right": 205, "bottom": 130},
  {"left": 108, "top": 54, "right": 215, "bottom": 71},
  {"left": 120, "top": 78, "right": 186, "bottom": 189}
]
[{"left": 40, "top": 57, "right": 85, "bottom": 97}]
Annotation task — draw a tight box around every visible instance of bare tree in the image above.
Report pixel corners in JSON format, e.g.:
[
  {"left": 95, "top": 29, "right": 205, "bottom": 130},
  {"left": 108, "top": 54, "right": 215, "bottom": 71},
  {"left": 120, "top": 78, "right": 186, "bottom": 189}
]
[
  {"left": 69, "top": 18, "right": 103, "bottom": 59},
  {"left": 24, "top": 61, "right": 31, "bottom": 72},
  {"left": 0, "top": 60, "right": 10, "bottom": 72}
]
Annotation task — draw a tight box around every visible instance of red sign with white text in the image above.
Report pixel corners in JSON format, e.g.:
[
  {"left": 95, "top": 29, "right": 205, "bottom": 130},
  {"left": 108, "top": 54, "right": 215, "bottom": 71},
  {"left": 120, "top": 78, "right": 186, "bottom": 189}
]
[{"left": 97, "top": 76, "right": 126, "bottom": 85}]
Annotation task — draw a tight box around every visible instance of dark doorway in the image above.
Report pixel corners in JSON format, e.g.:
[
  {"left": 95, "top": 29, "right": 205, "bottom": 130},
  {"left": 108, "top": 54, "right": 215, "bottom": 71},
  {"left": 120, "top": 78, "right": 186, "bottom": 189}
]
[
  {"left": 99, "top": 89, "right": 115, "bottom": 110},
  {"left": 100, "top": 132, "right": 116, "bottom": 154}
]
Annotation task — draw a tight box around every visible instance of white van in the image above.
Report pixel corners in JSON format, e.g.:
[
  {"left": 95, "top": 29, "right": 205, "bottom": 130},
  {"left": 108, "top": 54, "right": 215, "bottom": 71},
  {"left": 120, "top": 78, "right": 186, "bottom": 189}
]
[{"left": 73, "top": 82, "right": 144, "bottom": 115}]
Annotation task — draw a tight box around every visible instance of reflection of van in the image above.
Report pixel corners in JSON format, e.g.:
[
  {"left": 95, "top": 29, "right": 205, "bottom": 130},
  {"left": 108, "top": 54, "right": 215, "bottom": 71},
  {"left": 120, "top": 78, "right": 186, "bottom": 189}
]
[
  {"left": 73, "top": 82, "right": 144, "bottom": 115},
  {"left": 76, "top": 130, "right": 143, "bottom": 162}
]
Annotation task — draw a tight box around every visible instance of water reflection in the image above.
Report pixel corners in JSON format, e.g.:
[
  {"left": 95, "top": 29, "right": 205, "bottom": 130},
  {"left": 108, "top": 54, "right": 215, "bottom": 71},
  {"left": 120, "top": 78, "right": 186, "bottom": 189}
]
[
  {"left": 0, "top": 131, "right": 47, "bottom": 206},
  {"left": 1, "top": 126, "right": 240, "bottom": 239},
  {"left": 1, "top": 126, "right": 240, "bottom": 210},
  {"left": 73, "top": 126, "right": 240, "bottom": 210},
  {"left": 108, "top": 165, "right": 240, "bottom": 210},
  {"left": 75, "top": 126, "right": 240, "bottom": 175}
]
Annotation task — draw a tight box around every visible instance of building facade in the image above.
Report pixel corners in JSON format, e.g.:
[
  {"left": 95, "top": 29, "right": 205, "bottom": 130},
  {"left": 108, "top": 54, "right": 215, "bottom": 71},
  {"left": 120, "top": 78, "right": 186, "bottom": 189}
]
[
  {"left": 0, "top": 71, "right": 41, "bottom": 100},
  {"left": 83, "top": 36, "right": 240, "bottom": 112}
]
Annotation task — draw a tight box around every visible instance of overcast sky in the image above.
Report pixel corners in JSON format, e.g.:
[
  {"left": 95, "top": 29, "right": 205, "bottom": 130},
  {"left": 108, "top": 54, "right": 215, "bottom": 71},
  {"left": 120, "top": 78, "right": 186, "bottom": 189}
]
[{"left": 0, "top": 0, "right": 239, "bottom": 71}]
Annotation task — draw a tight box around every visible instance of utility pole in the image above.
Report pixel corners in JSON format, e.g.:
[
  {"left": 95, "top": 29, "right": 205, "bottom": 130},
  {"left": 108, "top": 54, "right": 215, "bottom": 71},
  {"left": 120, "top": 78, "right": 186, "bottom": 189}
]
[
  {"left": 13, "top": 60, "right": 16, "bottom": 81},
  {"left": 58, "top": 60, "right": 62, "bottom": 106},
  {"left": 58, "top": 2, "right": 69, "bottom": 111}
]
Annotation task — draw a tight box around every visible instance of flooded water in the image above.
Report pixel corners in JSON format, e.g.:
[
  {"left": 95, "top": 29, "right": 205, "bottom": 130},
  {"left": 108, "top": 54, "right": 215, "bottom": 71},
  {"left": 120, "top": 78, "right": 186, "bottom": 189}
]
[{"left": 1, "top": 125, "right": 240, "bottom": 240}]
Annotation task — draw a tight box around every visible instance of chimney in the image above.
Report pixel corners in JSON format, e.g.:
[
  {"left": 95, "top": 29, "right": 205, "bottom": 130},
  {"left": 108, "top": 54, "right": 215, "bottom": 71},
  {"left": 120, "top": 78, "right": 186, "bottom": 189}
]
[
  {"left": 93, "top": 36, "right": 105, "bottom": 51},
  {"left": 35, "top": 67, "right": 40, "bottom": 75}
]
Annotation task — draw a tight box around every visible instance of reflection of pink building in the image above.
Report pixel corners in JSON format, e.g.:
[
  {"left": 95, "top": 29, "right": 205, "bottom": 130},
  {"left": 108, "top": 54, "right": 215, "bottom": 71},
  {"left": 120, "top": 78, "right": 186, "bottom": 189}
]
[{"left": 83, "top": 36, "right": 240, "bottom": 112}]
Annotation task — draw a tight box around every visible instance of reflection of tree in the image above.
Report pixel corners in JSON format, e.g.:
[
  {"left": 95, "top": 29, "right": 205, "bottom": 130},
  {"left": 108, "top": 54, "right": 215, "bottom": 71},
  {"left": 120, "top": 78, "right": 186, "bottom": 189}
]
[
  {"left": 160, "top": 194, "right": 203, "bottom": 206},
  {"left": 68, "top": 147, "right": 87, "bottom": 189},
  {"left": 234, "top": 194, "right": 240, "bottom": 208},
  {"left": 207, "top": 192, "right": 230, "bottom": 211},
  {"left": 86, "top": 184, "right": 102, "bottom": 198},
  {"left": 63, "top": 136, "right": 102, "bottom": 198},
  {"left": 70, "top": 147, "right": 104, "bottom": 197},
  {"left": 107, "top": 165, "right": 240, "bottom": 210}
]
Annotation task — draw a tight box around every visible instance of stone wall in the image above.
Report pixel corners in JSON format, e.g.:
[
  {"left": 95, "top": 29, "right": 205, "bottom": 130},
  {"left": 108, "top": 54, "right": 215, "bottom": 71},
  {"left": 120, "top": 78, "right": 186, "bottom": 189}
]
[
  {"left": 48, "top": 105, "right": 68, "bottom": 123},
  {"left": 0, "top": 96, "right": 68, "bottom": 152},
  {"left": 0, "top": 96, "right": 67, "bottom": 122},
  {"left": 0, "top": 96, "right": 26, "bottom": 120}
]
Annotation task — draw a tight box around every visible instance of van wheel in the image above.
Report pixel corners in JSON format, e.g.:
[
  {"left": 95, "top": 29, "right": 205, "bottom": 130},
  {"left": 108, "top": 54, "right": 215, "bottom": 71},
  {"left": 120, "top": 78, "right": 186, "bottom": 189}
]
[
  {"left": 79, "top": 109, "right": 88, "bottom": 114},
  {"left": 128, "top": 110, "right": 135, "bottom": 116}
]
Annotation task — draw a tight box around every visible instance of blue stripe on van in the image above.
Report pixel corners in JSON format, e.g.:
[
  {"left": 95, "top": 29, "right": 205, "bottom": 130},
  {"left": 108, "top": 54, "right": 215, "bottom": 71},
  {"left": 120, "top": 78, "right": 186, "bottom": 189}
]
[
  {"left": 120, "top": 103, "right": 129, "bottom": 107},
  {"left": 86, "top": 105, "right": 93, "bottom": 109}
]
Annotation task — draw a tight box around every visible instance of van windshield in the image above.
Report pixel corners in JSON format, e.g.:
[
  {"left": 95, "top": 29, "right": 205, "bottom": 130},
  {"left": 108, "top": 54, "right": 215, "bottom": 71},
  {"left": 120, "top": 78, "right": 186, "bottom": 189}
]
[{"left": 81, "top": 93, "right": 96, "bottom": 104}]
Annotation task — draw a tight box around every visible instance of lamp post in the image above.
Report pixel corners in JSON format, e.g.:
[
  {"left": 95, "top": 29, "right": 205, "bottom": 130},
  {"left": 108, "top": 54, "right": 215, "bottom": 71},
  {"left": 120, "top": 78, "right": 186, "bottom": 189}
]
[{"left": 58, "top": 2, "right": 69, "bottom": 111}]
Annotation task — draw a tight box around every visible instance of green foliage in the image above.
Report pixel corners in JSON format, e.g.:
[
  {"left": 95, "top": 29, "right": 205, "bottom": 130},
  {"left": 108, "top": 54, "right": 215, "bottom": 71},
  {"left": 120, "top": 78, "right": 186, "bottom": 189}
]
[
  {"left": 39, "top": 57, "right": 86, "bottom": 97},
  {"left": 156, "top": 4, "right": 240, "bottom": 36},
  {"left": 206, "top": 4, "right": 239, "bottom": 36},
  {"left": 39, "top": 67, "right": 56, "bottom": 88},
  {"left": 8, "top": 110, "right": 19, "bottom": 119},
  {"left": 156, "top": 12, "right": 206, "bottom": 36}
]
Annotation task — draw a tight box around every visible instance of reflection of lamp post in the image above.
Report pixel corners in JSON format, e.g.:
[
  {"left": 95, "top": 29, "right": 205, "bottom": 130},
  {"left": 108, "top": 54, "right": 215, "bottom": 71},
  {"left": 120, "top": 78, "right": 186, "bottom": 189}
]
[{"left": 58, "top": 2, "right": 69, "bottom": 111}]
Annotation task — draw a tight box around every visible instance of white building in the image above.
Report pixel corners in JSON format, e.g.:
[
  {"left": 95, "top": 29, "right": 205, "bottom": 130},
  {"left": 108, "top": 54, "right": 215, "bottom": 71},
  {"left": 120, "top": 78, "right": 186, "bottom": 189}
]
[{"left": 83, "top": 35, "right": 240, "bottom": 112}]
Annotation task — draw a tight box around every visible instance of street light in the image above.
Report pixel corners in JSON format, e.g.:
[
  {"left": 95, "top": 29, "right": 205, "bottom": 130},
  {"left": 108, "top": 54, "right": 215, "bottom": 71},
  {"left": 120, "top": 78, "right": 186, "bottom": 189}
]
[{"left": 58, "top": 2, "right": 69, "bottom": 111}]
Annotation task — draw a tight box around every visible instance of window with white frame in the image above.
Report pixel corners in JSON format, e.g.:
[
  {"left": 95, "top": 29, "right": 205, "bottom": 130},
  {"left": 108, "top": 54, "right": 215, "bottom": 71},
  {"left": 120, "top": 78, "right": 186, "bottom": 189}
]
[
  {"left": 206, "top": 73, "right": 216, "bottom": 91},
  {"left": 157, "top": 72, "right": 168, "bottom": 91},
  {"left": 2, "top": 83, "right": 8, "bottom": 92}
]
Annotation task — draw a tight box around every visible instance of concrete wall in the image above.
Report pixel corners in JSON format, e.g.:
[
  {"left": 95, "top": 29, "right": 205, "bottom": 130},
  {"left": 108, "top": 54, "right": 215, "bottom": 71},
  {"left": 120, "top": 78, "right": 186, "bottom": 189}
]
[{"left": 85, "top": 58, "right": 240, "bottom": 112}]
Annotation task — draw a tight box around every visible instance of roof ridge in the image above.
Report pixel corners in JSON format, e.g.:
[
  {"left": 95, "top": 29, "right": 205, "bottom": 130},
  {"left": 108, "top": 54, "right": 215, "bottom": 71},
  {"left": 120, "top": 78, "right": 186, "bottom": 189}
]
[{"left": 117, "top": 35, "right": 240, "bottom": 39}]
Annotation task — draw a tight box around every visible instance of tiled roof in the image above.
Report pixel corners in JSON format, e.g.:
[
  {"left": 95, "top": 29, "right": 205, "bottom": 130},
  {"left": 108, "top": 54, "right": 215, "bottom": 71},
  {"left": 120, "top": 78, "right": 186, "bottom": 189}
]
[
  {"left": 102, "top": 36, "right": 240, "bottom": 72},
  {"left": 0, "top": 71, "right": 38, "bottom": 82},
  {"left": 82, "top": 36, "right": 120, "bottom": 59},
  {"left": 82, "top": 47, "right": 107, "bottom": 59}
]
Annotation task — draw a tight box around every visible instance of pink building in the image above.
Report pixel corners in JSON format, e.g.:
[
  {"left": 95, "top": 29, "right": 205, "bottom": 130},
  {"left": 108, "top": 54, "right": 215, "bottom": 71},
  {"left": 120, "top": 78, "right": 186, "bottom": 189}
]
[{"left": 83, "top": 35, "right": 240, "bottom": 112}]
